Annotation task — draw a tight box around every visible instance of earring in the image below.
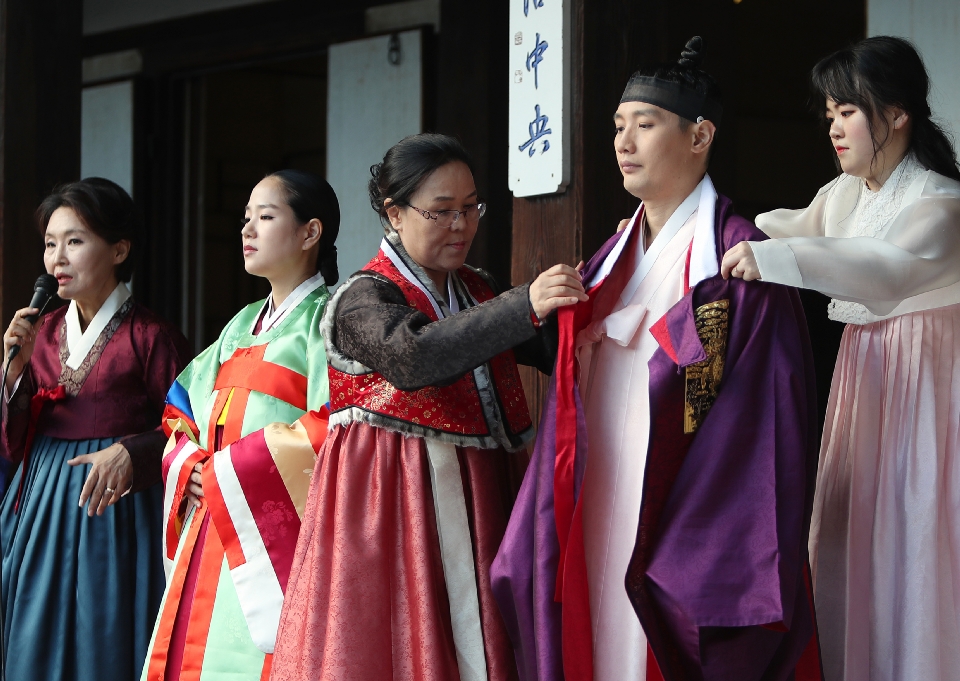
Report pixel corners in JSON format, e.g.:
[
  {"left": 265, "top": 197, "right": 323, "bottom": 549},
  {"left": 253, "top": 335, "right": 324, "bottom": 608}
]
[{"left": 696, "top": 116, "right": 704, "bottom": 124}]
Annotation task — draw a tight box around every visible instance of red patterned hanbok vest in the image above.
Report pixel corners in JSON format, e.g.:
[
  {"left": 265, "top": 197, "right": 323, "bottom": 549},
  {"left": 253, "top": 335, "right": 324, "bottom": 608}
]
[{"left": 327, "top": 249, "right": 533, "bottom": 449}]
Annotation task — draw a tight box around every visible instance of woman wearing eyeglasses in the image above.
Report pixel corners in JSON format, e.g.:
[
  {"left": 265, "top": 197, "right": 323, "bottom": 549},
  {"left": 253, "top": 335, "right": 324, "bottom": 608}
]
[{"left": 269, "top": 133, "right": 586, "bottom": 681}]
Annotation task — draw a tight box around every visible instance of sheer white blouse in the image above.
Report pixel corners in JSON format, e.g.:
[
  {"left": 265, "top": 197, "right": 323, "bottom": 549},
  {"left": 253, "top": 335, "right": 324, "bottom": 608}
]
[{"left": 750, "top": 154, "right": 960, "bottom": 324}]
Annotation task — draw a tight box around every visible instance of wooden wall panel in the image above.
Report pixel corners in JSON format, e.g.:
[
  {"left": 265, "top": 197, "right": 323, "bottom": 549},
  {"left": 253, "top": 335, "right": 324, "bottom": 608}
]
[{"left": 0, "top": 0, "right": 82, "bottom": 324}]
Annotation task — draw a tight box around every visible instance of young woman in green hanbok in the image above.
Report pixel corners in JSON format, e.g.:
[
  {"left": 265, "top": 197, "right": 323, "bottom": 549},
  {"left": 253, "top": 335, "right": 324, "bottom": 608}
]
[{"left": 142, "top": 170, "right": 339, "bottom": 681}]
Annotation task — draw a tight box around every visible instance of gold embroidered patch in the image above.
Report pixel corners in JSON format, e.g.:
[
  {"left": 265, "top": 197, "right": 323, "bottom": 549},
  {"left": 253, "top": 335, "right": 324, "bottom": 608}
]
[{"left": 684, "top": 299, "right": 729, "bottom": 434}]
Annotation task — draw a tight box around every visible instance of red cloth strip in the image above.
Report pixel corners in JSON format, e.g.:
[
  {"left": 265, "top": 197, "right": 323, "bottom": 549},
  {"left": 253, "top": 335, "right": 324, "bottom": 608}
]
[
  {"left": 552, "top": 282, "right": 601, "bottom": 596},
  {"left": 178, "top": 522, "right": 227, "bottom": 680},
  {"left": 300, "top": 407, "right": 330, "bottom": 452},
  {"left": 553, "top": 286, "right": 601, "bottom": 681},
  {"left": 560, "top": 498, "right": 594, "bottom": 681},
  {"left": 214, "top": 345, "right": 308, "bottom": 411},
  {"left": 553, "top": 306, "right": 578, "bottom": 597},
  {"left": 166, "top": 447, "right": 208, "bottom": 561},
  {"left": 221, "top": 387, "right": 251, "bottom": 449},
  {"left": 145, "top": 504, "right": 208, "bottom": 681},
  {"left": 650, "top": 315, "right": 678, "bottom": 365},
  {"left": 795, "top": 562, "right": 824, "bottom": 680},
  {"left": 202, "top": 452, "right": 246, "bottom": 570},
  {"left": 162, "top": 404, "right": 198, "bottom": 440},
  {"left": 260, "top": 654, "right": 273, "bottom": 681},
  {"left": 206, "top": 388, "right": 233, "bottom": 463},
  {"left": 647, "top": 643, "right": 665, "bottom": 681}
]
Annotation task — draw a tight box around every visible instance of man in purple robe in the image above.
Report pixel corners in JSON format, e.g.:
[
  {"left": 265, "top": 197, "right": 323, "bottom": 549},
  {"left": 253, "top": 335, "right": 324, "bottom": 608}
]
[{"left": 491, "top": 37, "right": 823, "bottom": 681}]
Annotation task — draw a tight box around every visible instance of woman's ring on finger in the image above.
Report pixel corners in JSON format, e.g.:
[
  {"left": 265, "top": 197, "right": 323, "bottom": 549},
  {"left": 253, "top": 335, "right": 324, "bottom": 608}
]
[{"left": 105, "top": 487, "right": 115, "bottom": 494}]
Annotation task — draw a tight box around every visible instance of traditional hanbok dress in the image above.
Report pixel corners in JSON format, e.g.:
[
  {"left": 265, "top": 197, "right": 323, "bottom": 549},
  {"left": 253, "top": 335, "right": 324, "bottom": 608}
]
[
  {"left": 141, "top": 273, "right": 330, "bottom": 681},
  {"left": 269, "top": 232, "right": 554, "bottom": 681},
  {"left": 750, "top": 154, "right": 960, "bottom": 681},
  {"left": 0, "top": 283, "right": 190, "bottom": 681}
]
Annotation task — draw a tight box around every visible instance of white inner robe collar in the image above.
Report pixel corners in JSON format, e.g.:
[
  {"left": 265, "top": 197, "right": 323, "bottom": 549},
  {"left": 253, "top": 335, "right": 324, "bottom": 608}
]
[
  {"left": 586, "top": 174, "right": 718, "bottom": 294},
  {"left": 252, "top": 271, "right": 326, "bottom": 335},
  {"left": 65, "top": 282, "right": 132, "bottom": 370}
]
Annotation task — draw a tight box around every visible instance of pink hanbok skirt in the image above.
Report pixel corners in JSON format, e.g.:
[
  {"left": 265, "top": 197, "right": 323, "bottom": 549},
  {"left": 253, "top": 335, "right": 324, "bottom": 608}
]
[
  {"left": 809, "top": 303, "right": 960, "bottom": 681},
  {"left": 269, "top": 422, "right": 523, "bottom": 681}
]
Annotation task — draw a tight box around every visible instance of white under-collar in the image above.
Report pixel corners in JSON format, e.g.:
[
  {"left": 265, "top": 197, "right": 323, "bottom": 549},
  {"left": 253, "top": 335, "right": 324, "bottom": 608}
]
[
  {"left": 381, "top": 238, "right": 460, "bottom": 318},
  {"left": 252, "top": 271, "right": 326, "bottom": 335},
  {"left": 586, "top": 175, "right": 718, "bottom": 295},
  {"left": 65, "top": 282, "right": 132, "bottom": 370}
]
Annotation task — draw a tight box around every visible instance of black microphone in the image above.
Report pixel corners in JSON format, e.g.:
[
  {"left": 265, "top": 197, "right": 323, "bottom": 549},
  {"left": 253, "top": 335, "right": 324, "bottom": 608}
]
[{"left": 7, "top": 274, "right": 59, "bottom": 361}]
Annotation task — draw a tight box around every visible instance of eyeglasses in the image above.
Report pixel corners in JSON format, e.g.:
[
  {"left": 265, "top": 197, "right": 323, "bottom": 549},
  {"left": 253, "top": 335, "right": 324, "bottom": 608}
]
[{"left": 405, "top": 202, "right": 487, "bottom": 228}]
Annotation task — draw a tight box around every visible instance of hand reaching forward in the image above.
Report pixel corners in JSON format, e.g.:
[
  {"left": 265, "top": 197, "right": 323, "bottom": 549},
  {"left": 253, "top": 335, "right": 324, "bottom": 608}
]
[
  {"left": 530, "top": 263, "right": 588, "bottom": 320},
  {"left": 720, "top": 242, "right": 762, "bottom": 281}
]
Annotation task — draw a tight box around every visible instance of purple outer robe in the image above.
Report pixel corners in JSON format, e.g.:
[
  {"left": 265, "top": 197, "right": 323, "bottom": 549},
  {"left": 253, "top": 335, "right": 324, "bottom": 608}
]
[{"left": 491, "top": 194, "right": 822, "bottom": 681}]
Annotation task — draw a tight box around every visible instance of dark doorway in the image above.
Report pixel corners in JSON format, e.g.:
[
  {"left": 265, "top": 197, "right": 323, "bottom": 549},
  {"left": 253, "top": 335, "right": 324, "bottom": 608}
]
[{"left": 195, "top": 54, "right": 328, "bottom": 347}]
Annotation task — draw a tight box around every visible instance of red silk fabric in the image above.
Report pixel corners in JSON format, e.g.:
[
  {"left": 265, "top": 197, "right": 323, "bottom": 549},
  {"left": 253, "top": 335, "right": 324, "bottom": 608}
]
[{"left": 270, "top": 422, "right": 521, "bottom": 681}]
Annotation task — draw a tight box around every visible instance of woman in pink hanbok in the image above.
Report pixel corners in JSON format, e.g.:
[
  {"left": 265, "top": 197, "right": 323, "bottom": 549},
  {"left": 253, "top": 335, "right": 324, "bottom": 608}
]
[{"left": 722, "top": 37, "right": 960, "bottom": 681}]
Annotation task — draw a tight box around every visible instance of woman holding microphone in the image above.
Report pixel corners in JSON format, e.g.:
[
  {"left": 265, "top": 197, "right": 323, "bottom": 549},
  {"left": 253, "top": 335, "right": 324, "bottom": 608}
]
[{"left": 0, "top": 177, "right": 190, "bottom": 681}]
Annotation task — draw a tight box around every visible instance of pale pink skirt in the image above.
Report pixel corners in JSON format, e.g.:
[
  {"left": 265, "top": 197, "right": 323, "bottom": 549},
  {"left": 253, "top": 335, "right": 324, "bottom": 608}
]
[{"left": 810, "top": 303, "right": 960, "bottom": 681}]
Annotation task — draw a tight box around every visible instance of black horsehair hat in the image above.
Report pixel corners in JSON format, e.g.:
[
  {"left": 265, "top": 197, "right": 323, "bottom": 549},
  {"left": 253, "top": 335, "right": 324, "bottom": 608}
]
[{"left": 621, "top": 36, "right": 723, "bottom": 127}]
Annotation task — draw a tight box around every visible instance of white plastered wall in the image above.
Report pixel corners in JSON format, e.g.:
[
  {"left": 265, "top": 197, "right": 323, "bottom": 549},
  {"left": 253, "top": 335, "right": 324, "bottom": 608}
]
[
  {"left": 326, "top": 30, "right": 423, "bottom": 285},
  {"left": 868, "top": 0, "right": 960, "bottom": 145},
  {"left": 81, "top": 81, "right": 134, "bottom": 196}
]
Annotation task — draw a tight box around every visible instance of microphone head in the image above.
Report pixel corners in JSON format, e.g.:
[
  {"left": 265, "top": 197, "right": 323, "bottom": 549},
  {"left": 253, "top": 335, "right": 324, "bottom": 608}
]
[{"left": 34, "top": 274, "right": 59, "bottom": 295}]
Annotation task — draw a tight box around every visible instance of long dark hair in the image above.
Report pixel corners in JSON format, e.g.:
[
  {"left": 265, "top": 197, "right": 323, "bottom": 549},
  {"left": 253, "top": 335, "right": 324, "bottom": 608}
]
[
  {"left": 265, "top": 169, "right": 341, "bottom": 286},
  {"left": 37, "top": 177, "right": 140, "bottom": 282},
  {"left": 368, "top": 133, "right": 475, "bottom": 231},
  {"left": 811, "top": 36, "right": 960, "bottom": 181}
]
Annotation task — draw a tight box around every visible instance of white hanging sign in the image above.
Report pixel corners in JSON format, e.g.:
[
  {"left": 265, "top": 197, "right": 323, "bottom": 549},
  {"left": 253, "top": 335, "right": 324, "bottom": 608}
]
[{"left": 508, "top": 0, "right": 570, "bottom": 197}]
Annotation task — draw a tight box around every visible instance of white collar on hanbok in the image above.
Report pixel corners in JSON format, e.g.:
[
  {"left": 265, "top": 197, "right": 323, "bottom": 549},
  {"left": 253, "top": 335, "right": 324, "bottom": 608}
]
[
  {"left": 586, "top": 174, "right": 719, "bottom": 296},
  {"left": 381, "top": 237, "right": 461, "bottom": 317},
  {"left": 252, "top": 271, "right": 326, "bottom": 335},
  {"left": 65, "top": 282, "right": 132, "bottom": 370}
]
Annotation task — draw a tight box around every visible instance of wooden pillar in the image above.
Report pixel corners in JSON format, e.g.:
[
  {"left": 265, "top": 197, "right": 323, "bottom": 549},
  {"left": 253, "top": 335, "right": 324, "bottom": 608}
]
[{"left": 0, "top": 0, "right": 82, "bottom": 323}]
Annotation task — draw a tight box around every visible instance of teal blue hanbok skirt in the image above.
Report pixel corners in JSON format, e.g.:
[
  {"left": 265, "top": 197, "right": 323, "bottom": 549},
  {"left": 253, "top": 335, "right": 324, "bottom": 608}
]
[{"left": 1, "top": 434, "right": 164, "bottom": 681}]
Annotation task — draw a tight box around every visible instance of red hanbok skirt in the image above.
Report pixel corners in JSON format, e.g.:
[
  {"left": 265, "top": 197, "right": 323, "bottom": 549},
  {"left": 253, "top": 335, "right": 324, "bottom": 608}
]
[{"left": 270, "top": 422, "right": 524, "bottom": 681}]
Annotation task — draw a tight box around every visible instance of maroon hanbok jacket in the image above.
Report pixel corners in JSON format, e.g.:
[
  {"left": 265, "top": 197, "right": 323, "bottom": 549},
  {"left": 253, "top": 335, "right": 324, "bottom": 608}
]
[
  {"left": 1, "top": 300, "right": 190, "bottom": 493},
  {"left": 491, "top": 193, "right": 823, "bottom": 681}
]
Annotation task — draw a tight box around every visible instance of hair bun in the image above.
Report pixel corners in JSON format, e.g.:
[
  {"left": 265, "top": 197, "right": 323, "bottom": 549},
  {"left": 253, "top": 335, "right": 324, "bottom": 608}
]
[{"left": 678, "top": 36, "right": 704, "bottom": 69}]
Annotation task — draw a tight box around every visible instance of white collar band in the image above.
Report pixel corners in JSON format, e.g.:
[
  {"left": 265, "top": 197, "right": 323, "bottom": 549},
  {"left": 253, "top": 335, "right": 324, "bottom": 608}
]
[
  {"left": 253, "top": 272, "right": 326, "bottom": 335},
  {"left": 65, "top": 282, "right": 132, "bottom": 370},
  {"left": 381, "top": 238, "right": 460, "bottom": 318},
  {"left": 586, "top": 174, "right": 718, "bottom": 294}
]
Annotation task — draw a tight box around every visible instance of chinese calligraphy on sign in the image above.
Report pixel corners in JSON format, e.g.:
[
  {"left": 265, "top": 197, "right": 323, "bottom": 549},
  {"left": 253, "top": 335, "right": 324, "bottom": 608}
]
[
  {"left": 509, "top": 0, "right": 569, "bottom": 196},
  {"left": 524, "top": 0, "right": 544, "bottom": 17},
  {"left": 519, "top": 105, "right": 551, "bottom": 156},
  {"left": 525, "top": 33, "right": 548, "bottom": 89}
]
